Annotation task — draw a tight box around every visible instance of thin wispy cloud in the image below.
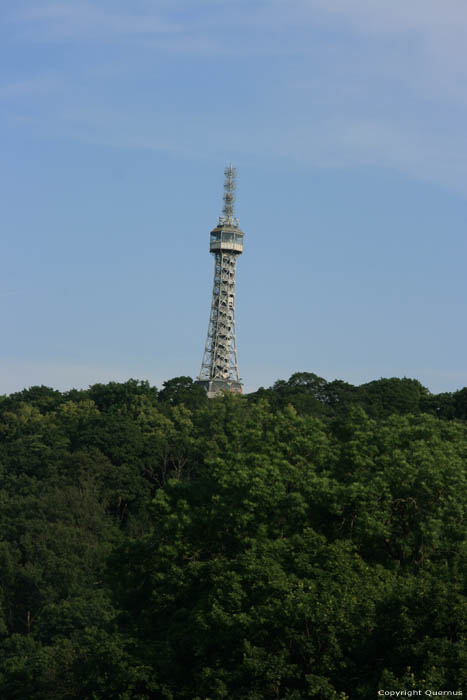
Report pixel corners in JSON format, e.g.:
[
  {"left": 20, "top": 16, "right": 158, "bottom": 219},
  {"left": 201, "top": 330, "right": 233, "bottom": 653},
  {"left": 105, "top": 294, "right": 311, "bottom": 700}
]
[
  {"left": 299, "top": 0, "right": 467, "bottom": 32},
  {"left": 0, "top": 290, "right": 23, "bottom": 298},
  {"left": 0, "top": 75, "right": 61, "bottom": 99},
  {"left": 299, "top": 0, "right": 467, "bottom": 101},
  {"left": 14, "top": 2, "right": 181, "bottom": 40},
  {"left": 4, "top": 0, "right": 467, "bottom": 196}
]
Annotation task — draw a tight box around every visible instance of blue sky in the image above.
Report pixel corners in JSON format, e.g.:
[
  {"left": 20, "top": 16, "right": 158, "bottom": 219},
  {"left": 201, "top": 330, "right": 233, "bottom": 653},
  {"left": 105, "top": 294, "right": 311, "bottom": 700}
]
[{"left": 2, "top": 0, "right": 467, "bottom": 394}]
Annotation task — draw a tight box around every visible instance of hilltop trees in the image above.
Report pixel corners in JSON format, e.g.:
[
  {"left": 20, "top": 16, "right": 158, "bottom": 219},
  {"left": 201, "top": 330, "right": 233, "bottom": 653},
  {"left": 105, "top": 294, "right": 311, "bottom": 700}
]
[{"left": 0, "top": 376, "right": 465, "bottom": 698}]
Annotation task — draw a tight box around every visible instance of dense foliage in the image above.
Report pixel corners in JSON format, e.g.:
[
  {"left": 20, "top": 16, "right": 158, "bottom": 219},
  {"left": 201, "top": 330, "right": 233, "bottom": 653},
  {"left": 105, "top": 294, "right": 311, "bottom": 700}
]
[{"left": 0, "top": 374, "right": 466, "bottom": 698}]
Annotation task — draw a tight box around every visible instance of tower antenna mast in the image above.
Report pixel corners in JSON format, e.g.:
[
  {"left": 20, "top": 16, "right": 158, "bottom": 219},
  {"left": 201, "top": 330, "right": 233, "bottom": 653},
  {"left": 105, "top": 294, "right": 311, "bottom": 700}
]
[{"left": 222, "top": 163, "right": 237, "bottom": 226}]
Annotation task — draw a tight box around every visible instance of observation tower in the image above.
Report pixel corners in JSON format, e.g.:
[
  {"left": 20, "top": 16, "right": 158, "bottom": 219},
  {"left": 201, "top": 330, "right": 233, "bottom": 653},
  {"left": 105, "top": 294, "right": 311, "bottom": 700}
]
[{"left": 197, "top": 164, "right": 244, "bottom": 398}]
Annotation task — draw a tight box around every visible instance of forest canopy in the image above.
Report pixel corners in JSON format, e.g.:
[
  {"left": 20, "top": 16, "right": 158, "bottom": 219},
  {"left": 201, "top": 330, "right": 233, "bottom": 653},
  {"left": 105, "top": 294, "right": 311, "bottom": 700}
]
[{"left": 0, "top": 373, "right": 466, "bottom": 699}]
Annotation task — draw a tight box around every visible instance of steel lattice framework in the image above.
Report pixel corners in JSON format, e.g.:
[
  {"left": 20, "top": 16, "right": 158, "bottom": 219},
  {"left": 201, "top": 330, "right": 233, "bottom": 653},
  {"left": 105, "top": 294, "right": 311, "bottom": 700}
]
[{"left": 197, "top": 164, "right": 244, "bottom": 398}]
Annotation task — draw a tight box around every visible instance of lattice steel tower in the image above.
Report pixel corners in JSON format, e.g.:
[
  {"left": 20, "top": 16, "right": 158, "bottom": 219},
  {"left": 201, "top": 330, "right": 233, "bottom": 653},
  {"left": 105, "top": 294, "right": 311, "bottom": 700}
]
[{"left": 197, "top": 164, "right": 244, "bottom": 398}]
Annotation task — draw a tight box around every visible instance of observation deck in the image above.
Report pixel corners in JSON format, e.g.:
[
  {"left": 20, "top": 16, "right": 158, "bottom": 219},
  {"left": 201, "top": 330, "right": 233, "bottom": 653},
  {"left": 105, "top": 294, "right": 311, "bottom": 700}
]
[{"left": 210, "top": 225, "right": 244, "bottom": 254}]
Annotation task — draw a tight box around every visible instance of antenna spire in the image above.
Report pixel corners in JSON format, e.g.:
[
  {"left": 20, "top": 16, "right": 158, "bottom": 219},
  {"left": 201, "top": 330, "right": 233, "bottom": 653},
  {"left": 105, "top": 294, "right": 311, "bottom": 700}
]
[{"left": 222, "top": 163, "right": 238, "bottom": 226}]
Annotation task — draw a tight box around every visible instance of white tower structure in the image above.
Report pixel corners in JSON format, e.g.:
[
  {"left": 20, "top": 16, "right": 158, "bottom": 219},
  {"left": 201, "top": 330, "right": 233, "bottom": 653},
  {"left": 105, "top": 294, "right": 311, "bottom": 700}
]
[{"left": 197, "top": 164, "right": 244, "bottom": 398}]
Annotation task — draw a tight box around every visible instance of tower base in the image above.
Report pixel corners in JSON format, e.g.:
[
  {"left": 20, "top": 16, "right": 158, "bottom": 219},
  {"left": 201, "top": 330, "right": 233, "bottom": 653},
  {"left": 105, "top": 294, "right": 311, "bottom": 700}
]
[{"left": 196, "top": 379, "right": 243, "bottom": 399}]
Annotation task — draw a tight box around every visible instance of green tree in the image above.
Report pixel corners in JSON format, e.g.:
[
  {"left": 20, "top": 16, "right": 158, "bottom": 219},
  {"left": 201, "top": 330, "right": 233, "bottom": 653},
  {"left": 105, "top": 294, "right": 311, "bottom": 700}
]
[
  {"left": 88, "top": 379, "right": 158, "bottom": 413},
  {"left": 158, "top": 376, "right": 208, "bottom": 409},
  {"left": 357, "top": 377, "right": 429, "bottom": 418}
]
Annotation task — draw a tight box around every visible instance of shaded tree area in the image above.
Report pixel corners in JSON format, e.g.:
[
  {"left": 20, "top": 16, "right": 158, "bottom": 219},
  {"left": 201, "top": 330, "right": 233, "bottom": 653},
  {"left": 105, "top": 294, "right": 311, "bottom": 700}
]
[{"left": 0, "top": 375, "right": 465, "bottom": 698}]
